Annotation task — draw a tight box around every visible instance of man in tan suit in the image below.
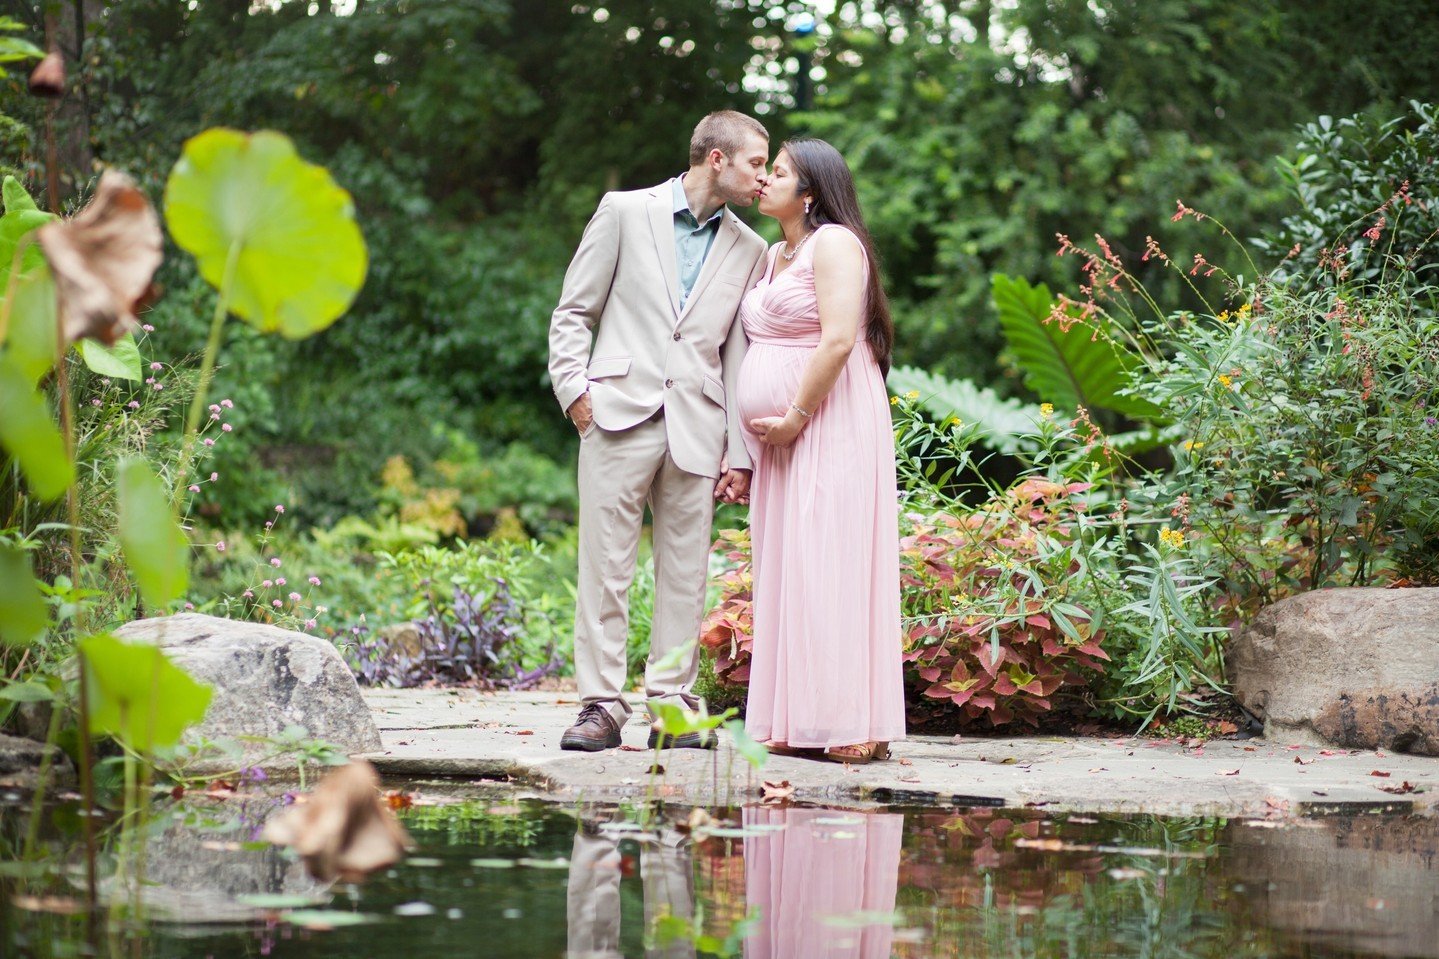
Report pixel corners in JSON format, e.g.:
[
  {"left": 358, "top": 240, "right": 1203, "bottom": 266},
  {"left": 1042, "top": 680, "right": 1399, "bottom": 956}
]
[{"left": 549, "top": 111, "right": 770, "bottom": 751}]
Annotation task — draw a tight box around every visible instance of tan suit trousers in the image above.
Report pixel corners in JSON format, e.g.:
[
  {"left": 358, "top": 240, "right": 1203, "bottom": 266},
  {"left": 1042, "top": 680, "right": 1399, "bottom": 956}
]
[{"left": 574, "top": 414, "right": 714, "bottom": 727}]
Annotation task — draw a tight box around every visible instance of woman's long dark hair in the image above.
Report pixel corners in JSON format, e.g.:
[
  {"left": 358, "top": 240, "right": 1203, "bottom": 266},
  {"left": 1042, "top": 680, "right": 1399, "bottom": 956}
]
[{"left": 783, "top": 137, "right": 895, "bottom": 375}]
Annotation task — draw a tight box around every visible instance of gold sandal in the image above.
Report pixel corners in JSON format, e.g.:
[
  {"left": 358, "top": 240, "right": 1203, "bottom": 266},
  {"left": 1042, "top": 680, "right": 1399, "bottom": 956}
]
[
  {"left": 766, "top": 741, "right": 823, "bottom": 759},
  {"left": 822, "top": 742, "right": 891, "bottom": 765}
]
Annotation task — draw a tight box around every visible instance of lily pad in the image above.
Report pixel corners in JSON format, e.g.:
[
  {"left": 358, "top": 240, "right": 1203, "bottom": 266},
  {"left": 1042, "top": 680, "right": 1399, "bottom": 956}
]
[{"left": 164, "top": 128, "right": 367, "bottom": 339}]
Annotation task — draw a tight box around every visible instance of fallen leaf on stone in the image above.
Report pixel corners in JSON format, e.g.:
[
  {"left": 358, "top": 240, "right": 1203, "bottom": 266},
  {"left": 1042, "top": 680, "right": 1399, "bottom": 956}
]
[
  {"left": 1214, "top": 721, "right": 1238, "bottom": 735},
  {"left": 1015, "top": 838, "right": 1066, "bottom": 851},
  {"left": 761, "top": 780, "right": 795, "bottom": 802},
  {"left": 1293, "top": 756, "right": 1312, "bottom": 765},
  {"left": 1377, "top": 781, "right": 1421, "bottom": 794},
  {"left": 37, "top": 170, "right": 163, "bottom": 345},
  {"left": 512, "top": 730, "right": 534, "bottom": 736},
  {"left": 1285, "top": 745, "right": 1302, "bottom": 751},
  {"left": 1242, "top": 746, "right": 1257, "bottom": 752},
  {"left": 1312, "top": 791, "right": 1328, "bottom": 796},
  {"left": 1087, "top": 767, "right": 1107, "bottom": 773},
  {"left": 1318, "top": 749, "right": 1338, "bottom": 756},
  {"left": 618, "top": 745, "right": 645, "bottom": 752},
  {"left": 1217, "top": 769, "right": 1240, "bottom": 776},
  {"left": 898, "top": 758, "right": 913, "bottom": 766},
  {"left": 383, "top": 790, "right": 415, "bottom": 811},
  {"left": 262, "top": 760, "right": 414, "bottom": 883},
  {"left": 648, "top": 764, "right": 665, "bottom": 775},
  {"left": 1369, "top": 770, "right": 1392, "bottom": 778},
  {"left": 898, "top": 774, "right": 921, "bottom": 783}
]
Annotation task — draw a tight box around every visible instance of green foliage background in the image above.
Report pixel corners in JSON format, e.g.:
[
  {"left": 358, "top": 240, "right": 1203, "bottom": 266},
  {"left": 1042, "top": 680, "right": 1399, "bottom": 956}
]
[{"left": 3, "top": 0, "right": 1438, "bottom": 528}]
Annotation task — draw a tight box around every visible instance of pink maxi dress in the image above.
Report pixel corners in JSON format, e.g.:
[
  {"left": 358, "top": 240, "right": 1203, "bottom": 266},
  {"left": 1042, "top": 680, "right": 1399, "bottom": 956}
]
[{"left": 736, "top": 224, "right": 906, "bottom": 749}]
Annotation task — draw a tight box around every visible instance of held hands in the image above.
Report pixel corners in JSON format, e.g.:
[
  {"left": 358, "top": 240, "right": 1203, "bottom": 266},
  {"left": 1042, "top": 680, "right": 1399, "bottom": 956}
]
[
  {"left": 714, "top": 467, "right": 751, "bottom": 505},
  {"left": 749, "top": 408, "right": 806, "bottom": 448},
  {"left": 567, "top": 392, "right": 594, "bottom": 435}
]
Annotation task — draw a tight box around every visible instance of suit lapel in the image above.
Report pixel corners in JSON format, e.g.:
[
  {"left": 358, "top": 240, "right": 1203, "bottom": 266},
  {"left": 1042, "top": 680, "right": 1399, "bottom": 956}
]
[
  {"left": 678, "top": 210, "right": 741, "bottom": 323},
  {"left": 646, "top": 186, "right": 682, "bottom": 318}
]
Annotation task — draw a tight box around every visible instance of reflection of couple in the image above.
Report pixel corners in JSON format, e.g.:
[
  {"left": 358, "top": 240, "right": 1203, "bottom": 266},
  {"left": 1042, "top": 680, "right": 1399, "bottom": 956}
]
[
  {"left": 549, "top": 110, "right": 904, "bottom": 762},
  {"left": 567, "top": 807, "right": 903, "bottom": 959}
]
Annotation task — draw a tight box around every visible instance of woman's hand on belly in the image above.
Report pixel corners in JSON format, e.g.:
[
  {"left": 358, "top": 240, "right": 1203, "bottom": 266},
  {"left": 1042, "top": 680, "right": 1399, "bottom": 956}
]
[{"left": 750, "top": 409, "right": 806, "bottom": 448}]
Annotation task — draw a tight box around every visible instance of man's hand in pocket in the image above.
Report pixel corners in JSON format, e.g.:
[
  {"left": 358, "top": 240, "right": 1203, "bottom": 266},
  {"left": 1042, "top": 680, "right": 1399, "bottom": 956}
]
[{"left": 568, "top": 392, "right": 594, "bottom": 435}]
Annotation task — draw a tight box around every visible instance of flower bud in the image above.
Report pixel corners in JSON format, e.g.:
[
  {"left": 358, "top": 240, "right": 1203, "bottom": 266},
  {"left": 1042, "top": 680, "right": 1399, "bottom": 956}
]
[{"left": 28, "top": 52, "right": 65, "bottom": 98}]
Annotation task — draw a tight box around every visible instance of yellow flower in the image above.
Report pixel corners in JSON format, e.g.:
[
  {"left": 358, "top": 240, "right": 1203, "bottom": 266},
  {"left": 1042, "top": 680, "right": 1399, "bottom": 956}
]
[
  {"left": 1236, "top": 303, "right": 1252, "bottom": 318},
  {"left": 1217, "top": 374, "right": 1233, "bottom": 388},
  {"left": 1217, "top": 310, "right": 1230, "bottom": 322},
  {"left": 945, "top": 415, "right": 963, "bottom": 428},
  {"left": 1159, "top": 527, "right": 1186, "bottom": 548},
  {"left": 1039, "top": 403, "right": 1054, "bottom": 419},
  {"left": 890, "top": 395, "right": 900, "bottom": 406},
  {"left": 1182, "top": 440, "right": 1205, "bottom": 452},
  {"left": 905, "top": 390, "right": 920, "bottom": 400}
]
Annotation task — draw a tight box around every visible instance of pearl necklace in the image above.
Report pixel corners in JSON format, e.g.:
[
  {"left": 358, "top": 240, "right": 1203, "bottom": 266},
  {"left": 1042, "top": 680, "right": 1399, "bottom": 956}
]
[{"left": 780, "top": 230, "right": 814, "bottom": 261}]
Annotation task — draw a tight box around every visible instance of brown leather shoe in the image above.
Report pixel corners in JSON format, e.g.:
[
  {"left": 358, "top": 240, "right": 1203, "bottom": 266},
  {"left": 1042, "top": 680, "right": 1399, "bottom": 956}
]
[{"left": 560, "top": 703, "right": 622, "bottom": 751}]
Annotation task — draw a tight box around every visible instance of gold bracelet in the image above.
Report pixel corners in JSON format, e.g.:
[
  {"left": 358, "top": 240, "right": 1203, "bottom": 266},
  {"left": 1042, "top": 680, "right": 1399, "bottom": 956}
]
[{"left": 790, "top": 402, "right": 813, "bottom": 419}]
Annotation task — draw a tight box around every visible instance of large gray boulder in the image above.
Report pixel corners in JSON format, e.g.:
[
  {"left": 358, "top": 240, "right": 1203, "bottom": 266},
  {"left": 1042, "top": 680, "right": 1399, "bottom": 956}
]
[
  {"left": 0, "top": 732, "right": 75, "bottom": 790},
  {"left": 113, "top": 614, "right": 382, "bottom": 771},
  {"left": 1231, "top": 587, "right": 1439, "bottom": 755}
]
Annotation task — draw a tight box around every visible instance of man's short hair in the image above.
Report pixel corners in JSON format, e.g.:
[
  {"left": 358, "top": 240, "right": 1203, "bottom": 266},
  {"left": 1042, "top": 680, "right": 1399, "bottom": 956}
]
[{"left": 689, "top": 111, "right": 768, "bottom": 166}]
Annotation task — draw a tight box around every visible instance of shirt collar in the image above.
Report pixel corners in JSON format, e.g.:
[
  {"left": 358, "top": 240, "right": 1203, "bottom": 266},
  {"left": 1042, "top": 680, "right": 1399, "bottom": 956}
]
[{"left": 672, "top": 174, "right": 724, "bottom": 227}]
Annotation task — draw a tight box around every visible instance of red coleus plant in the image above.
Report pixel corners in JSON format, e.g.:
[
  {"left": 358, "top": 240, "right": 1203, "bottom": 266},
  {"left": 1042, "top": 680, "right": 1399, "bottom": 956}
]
[
  {"left": 902, "top": 477, "right": 1109, "bottom": 727},
  {"left": 699, "top": 528, "right": 753, "bottom": 684},
  {"left": 700, "top": 478, "right": 1110, "bottom": 727}
]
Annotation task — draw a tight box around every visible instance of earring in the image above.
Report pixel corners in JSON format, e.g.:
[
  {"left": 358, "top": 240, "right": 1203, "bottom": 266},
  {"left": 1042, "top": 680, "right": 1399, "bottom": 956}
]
[{"left": 804, "top": 197, "right": 812, "bottom": 215}]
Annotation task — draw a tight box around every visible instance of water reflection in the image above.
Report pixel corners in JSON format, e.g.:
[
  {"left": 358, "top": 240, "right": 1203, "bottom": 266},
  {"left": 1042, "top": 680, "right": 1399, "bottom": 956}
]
[
  {"left": 742, "top": 806, "right": 902, "bottom": 959},
  {"left": 567, "top": 814, "right": 696, "bottom": 959}
]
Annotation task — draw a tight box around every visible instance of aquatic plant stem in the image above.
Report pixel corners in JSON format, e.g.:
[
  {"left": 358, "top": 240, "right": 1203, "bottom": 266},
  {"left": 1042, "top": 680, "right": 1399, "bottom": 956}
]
[{"left": 173, "top": 240, "right": 239, "bottom": 503}]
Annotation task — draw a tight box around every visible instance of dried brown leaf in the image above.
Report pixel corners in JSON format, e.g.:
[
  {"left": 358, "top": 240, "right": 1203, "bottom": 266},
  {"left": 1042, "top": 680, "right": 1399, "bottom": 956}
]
[
  {"left": 262, "top": 760, "right": 414, "bottom": 883},
  {"left": 37, "top": 170, "right": 162, "bottom": 345}
]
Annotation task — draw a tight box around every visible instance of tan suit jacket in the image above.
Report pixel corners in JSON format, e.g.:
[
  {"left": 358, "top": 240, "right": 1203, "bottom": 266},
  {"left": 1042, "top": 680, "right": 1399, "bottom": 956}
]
[{"left": 548, "top": 182, "right": 767, "bottom": 477}]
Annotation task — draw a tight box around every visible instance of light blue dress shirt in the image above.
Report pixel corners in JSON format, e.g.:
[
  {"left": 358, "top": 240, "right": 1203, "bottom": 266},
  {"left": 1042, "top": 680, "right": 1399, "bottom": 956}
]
[{"left": 671, "top": 175, "right": 723, "bottom": 310}]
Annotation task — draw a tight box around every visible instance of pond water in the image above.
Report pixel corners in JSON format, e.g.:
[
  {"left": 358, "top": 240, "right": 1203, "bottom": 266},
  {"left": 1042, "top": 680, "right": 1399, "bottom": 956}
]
[{"left": 3, "top": 789, "right": 1437, "bottom": 958}]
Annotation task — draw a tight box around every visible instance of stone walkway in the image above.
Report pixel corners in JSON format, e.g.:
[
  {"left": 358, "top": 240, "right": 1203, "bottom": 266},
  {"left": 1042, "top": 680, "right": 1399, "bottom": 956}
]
[{"left": 358, "top": 689, "right": 1439, "bottom": 817}]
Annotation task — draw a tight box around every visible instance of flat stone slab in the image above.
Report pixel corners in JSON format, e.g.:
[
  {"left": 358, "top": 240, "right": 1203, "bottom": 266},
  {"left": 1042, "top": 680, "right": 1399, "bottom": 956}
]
[{"left": 358, "top": 689, "right": 1439, "bottom": 817}]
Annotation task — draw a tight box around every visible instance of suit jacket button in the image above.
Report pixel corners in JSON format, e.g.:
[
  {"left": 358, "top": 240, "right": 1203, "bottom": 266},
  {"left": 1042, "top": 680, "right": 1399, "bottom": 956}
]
[
  {"left": 672, "top": 332, "right": 682, "bottom": 341},
  {"left": 664, "top": 378, "right": 674, "bottom": 388}
]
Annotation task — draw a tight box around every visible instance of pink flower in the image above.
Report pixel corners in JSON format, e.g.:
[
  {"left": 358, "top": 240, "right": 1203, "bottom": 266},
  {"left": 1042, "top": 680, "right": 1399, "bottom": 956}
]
[
  {"left": 221, "top": 399, "right": 233, "bottom": 409},
  {"left": 242, "top": 589, "right": 254, "bottom": 599},
  {"left": 151, "top": 382, "right": 163, "bottom": 391},
  {"left": 271, "top": 599, "right": 282, "bottom": 608},
  {"left": 203, "top": 438, "right": 215, "bottom": 446},
  {"left": 145, "top": 377, "right": 155, "bottom": 385},
  {"left": 262, "top": 580, "right": 273, "bottom": 588},
  {"left": 210, "top": 472, "right": 218, "bottom": 481},
  {"left": 221, "top": 423, "right": 233, "bottom": 432},
  {"left": 188, "top": 484, "right": 200, "bottom": 493},
  {"left": 275, "top": 577, "right": 286, "bottom": 586},
  {"left": 264, "top": 521, "right": 273, "bottom": 529},
  {"left": 269, "top": 557, "right": 281, "bottom": 568},
  {"left": 215, "top": 540, "right": 226, "bottom": 552},
  {"left": 183, "top": 602, "right": 194, "bottom": 611},
  {"left": 91, "top": 398, "right": 101, "bottom": 407},
  {"left": 149, "top": 362, "right": 162, "bottom": 371},
  {"left": 316, "top": 605, "right": 328, "bottom": 614},
  {"left": 210, "top": 412, "right": 220, "bottom": 421},
  {"left": 274, "top": 504, "right": 285, "bottom": 513},
  {"left": 288, "top": 591, "right": 302, "bottom": 602},
  {"left": 142, "top": 323, "right": 155, "bottom": 332},
  {"left": 208, "top": 403, "right": 221, "bottom": 413},
  {"left": 304, "top": 619, "right": 317, "bottom": 630},
  {"left": 308, "top": 576, "right": 321, "bottom": 586},
  {"left": 127, "top": 400, "right": 140, "bottom": 409}
]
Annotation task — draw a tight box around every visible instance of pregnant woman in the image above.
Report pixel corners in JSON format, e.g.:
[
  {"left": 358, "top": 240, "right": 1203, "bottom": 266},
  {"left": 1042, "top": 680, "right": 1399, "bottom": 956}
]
[{"left": 737, "top": 138, "right": 905, "bottom": 763}]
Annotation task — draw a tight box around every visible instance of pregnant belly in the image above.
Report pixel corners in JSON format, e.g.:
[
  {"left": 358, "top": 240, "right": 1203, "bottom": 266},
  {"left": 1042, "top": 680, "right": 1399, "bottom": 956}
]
[{"left": 737, "top": 344, "right": 811, "bottom": 431}]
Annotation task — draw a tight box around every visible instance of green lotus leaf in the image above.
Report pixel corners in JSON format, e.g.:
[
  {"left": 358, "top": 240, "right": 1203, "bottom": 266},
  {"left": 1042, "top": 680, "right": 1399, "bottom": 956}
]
[
  {"left": 79, "top": 632, "right": 212, "bottom": 753},
  {"left": 116, "top": 456, "right": 188, "bottom": 609},
  {"left": 0, "top": 354, "right": 72, "bottom": 500},
  {"left": 164, "top": 128, "right": 367, "bottom": 339},
  {"left": 0, "top": 544, "right": 47, "bottom": 647}
]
